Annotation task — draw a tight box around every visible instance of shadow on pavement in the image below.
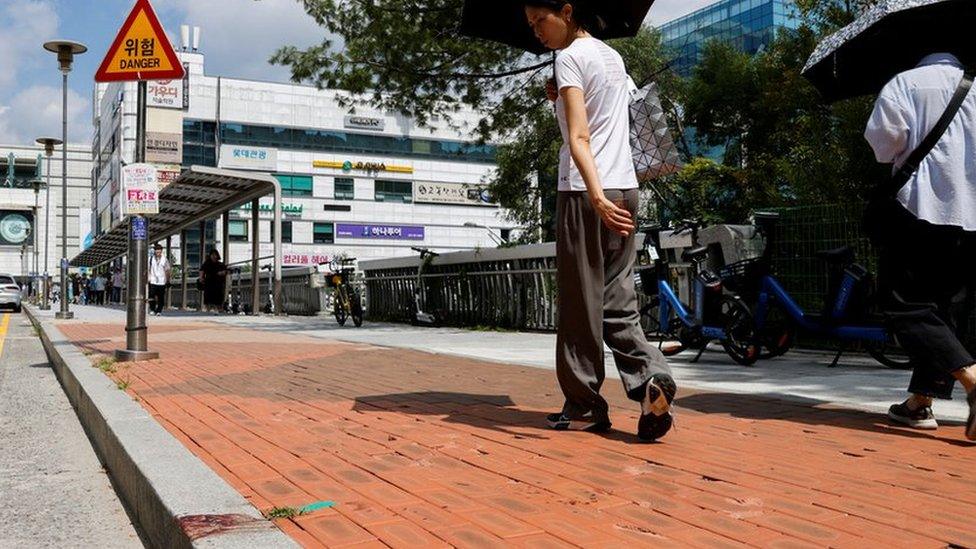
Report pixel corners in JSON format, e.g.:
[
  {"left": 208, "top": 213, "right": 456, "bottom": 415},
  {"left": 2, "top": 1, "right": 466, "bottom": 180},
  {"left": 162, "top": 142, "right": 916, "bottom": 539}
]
[{"left": 676, "top": 391, "right": 972, "bottom": 445}]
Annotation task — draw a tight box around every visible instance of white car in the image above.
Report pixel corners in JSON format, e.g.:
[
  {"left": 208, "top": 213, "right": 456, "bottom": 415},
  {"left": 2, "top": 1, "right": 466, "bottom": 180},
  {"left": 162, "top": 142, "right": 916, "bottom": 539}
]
[{"left": 0, "top": 274, "right": 22, "bottom": 313}]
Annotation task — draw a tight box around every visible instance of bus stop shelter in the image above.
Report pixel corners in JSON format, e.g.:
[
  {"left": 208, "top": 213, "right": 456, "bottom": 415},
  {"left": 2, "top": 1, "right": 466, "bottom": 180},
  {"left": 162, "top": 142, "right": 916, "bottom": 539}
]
[{"left": 71, "top": 165, "right": 283, "bottom": 314}]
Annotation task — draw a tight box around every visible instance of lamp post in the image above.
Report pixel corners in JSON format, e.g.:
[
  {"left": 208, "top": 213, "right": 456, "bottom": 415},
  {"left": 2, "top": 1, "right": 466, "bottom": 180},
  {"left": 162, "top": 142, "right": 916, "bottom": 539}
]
[
  {"left": 30, "top": 179, "right": 45, "bottom": 300},
  {"left": 35, "top": 137, "right": 61, "bottom": 310},
  {"left": 43, "top": 40, "right": 87, "bottom": 320}
]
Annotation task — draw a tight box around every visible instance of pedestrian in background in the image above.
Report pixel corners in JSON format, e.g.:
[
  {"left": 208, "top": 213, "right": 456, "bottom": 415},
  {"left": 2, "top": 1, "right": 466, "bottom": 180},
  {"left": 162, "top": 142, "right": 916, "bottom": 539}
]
[
  {"left": 200, "top": 250, "right": 227, "bottom": 314},
  {"left": 526, "top": 0, "right": 676, "bottom": 441},
  {"left": 148, "top": 244, "right": 170, "bottom": 316},
  {"left": 111, "top": 268, "right": 124, "bottom": 304},
  {"left": 865, "top": 52, "right": 976, "bottom": 440}
]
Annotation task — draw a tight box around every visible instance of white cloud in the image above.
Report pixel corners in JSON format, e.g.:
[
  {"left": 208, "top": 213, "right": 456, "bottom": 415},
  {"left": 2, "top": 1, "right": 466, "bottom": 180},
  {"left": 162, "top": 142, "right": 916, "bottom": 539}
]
[
  {"left": 0, "top": 85, "right": 89, "bottom": 146},
  {"left": 155, "top": 0, "right": 325, "bottom": 82},
  {"left": 0, "top": 0, "right": 59, "bottom": 89},
  {"left": 646, "top": 0, "right": 720, "bottom": 26}
]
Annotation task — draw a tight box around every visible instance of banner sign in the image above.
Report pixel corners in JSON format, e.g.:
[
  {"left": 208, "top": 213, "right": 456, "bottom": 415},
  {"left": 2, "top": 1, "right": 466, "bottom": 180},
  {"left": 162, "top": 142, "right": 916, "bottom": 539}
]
[
  {"left": 415, "top": 182, "right": 495, "bottom": 206},
  {"left": 147, "top": 79, "right": 184, "bottom": 109},
  {"left": 219, "top": 145, "right": 278, "bottom": 171},
  {"left": 145, "top": 132, "right": 182, "bottom": 164},
  {"left": 336, "top": 223, "right": 424, "bottom": 241},
  {"left": 121, "top": 163, "right": 159, "bottom": 216}
]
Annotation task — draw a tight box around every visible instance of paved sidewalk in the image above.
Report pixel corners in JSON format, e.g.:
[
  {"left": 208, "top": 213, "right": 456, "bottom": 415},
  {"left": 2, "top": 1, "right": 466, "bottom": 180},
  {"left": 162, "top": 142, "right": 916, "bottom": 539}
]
[{"left": 45, "top": 306, "right": 976, "bottom": 547}]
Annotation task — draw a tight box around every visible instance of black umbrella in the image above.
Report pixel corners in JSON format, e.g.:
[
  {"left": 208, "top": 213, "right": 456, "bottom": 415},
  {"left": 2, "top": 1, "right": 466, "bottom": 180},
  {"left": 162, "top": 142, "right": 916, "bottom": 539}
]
[
  {"left": 459, "top": 0, "right": 656, "bottom": 55},
  {"left": 802, "top": 0, "right": 976, "bottom": 103}
]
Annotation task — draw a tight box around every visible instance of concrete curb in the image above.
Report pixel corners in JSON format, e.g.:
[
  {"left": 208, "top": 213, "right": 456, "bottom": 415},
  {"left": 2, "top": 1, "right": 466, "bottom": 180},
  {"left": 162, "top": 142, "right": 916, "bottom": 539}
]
[{"left": 24, "top": 306, "right": 298, "bottom": 549}]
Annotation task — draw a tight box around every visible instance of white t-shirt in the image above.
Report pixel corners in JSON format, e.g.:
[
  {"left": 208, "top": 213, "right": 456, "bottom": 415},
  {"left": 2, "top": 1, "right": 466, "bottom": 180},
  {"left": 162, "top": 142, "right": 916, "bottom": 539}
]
[
  {"left": 554, "top": 37, "right": 637, "bottom": 192},
  {"left": 865, "top": 53, "right": 976, "bottom": 230},
  {"left": 149, "top": 256, "right": 170, "bottom": 286}
]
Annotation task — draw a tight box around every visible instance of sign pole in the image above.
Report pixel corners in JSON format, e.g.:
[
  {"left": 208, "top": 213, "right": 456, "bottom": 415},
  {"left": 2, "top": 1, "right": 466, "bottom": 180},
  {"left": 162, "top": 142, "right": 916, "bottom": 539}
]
[{"left": 116, "top": 80, "right": 158, "bottom": 362}]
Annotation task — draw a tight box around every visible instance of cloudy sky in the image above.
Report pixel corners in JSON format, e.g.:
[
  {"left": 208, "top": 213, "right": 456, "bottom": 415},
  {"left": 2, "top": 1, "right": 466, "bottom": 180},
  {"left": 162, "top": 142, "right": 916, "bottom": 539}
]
[{"left": 0, "top": 0, "right": 716, "bottom": 146}]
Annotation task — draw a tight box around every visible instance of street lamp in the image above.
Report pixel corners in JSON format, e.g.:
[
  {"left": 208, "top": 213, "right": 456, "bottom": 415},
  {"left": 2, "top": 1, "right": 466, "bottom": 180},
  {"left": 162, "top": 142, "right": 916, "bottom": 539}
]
[
  {"left": 35, "top": 137, "right": 62, "bottom": 310},
  {"left": 29, "top": 179, "right": 46, "bottom": 301},
  {"left": 463, "top": 222, "right": 507, "bottom": 247},
  {"left": 43, "top": 40, "right": 87, "bottom": 320}
]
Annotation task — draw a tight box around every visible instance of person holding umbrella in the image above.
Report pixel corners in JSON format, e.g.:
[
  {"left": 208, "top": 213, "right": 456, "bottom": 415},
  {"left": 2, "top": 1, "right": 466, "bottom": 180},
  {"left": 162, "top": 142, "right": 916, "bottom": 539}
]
[
  {"left": 519, "top": 0, "right": 676, "bottom": 441},
  {"left": 803, "top": 0, "right": 976, "bottom": 440}
]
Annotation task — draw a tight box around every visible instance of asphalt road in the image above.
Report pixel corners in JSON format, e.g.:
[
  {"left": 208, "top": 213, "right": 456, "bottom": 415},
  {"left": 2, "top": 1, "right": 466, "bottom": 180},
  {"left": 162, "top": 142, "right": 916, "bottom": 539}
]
[{"left": 0, "top": 312, "right": 143, "bottom": 548}]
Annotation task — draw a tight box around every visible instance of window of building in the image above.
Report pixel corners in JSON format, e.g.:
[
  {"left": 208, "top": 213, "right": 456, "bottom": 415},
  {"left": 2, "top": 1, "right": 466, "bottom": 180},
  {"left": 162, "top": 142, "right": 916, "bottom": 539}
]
[
  {"left": 228, "top": 220, "right": 248, "bottom": 242},
  {"left": 270, "top": 221, "right": 293, "bottom": 243},
  {"left": 313, "top": 223, "right": 334, "bottom": 244},
  {"left": 274, "top": 174, "right": 314, "bottom": 197},
  {"left": 375, "top": 180, "right": 413, "bottom": 203},
  {"left": 334, "top": 177, "right": 354, "bottom": 200}
]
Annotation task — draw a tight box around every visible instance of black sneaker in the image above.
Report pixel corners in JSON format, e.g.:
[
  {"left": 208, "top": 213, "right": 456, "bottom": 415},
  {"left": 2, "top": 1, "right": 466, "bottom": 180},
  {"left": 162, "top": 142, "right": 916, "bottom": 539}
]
[
  {"left": 966, "top": 389, "right": 976, "bottom": 441},
  {"left": 638, "top": 375, "right": 677, "bottom": 442},
  {"left": 887, "top": 400, "right": 938, "bottom": 430},
  {"left": 545, "top": 413, "right": 611, "bottom": 433}
]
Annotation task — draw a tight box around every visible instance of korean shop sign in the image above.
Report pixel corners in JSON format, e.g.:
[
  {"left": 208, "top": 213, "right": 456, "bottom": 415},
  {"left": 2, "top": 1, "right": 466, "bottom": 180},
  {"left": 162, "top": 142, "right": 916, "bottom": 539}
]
[
  {"left": 336, "top": 224, "right": 424, "bottom": 241},
  {"left": 415, "top": 182, "right": 496, "bottom": 207},
  {"left": 219, "top": 145, "right": 278, "bottom": 171}
]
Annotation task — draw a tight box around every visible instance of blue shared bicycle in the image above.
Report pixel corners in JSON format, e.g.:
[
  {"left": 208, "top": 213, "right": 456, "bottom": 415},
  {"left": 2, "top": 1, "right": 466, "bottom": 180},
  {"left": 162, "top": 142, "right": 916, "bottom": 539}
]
[
  {"left": 719, "top": 212, "right": 910, "bottom": 369},
  {"left": 639, "top": 221, "right": 760, "bottom": 366}
]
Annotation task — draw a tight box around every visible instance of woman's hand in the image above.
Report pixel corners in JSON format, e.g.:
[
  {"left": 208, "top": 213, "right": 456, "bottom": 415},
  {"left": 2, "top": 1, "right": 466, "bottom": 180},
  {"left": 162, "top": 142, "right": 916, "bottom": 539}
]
[
  {"left": 592, "top": 195, "right": 635, "bottom": 236},
  {"left": 545, "top": 78, "right": 558, "bottom": 102}
]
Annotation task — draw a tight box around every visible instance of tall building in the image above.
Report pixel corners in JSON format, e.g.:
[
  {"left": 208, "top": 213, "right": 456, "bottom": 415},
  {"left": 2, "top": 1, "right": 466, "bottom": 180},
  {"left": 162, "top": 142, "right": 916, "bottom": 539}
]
[
  {"left": 660, "top": 0, "right": 802, "bottom": 76},
  {"left": 91, "top": 27, "right": 512, "bottom": 272},
  {"left": 0, "top": 143, "right": 92, "bottom": 280}
]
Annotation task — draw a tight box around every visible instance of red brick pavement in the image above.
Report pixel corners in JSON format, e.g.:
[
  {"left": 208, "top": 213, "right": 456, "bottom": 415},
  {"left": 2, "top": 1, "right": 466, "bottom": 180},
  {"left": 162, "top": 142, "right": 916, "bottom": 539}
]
[{"left": 59, "top": 321, "right": 976, "bottom": 548}]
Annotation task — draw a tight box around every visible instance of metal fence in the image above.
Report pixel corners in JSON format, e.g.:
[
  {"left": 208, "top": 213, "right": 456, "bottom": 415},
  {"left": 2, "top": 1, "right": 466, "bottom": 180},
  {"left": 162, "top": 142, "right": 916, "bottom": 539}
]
[
  {"left": 361, "top": 244, "right": 561, "bottom": 330},
  {"left": 168, "top": 266, "right": 323, "bottom": 315}
]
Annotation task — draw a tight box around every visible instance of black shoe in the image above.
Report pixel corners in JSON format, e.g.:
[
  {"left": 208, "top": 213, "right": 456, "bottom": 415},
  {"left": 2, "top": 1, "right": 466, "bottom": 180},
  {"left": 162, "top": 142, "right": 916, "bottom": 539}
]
[
  {"left": 966, "top": 389, "right": 976, "bottom": 441},
  {"left": 638, "top": 375, "right": 676, "bottom": 442},
  {"left": 887, "top": 400, "right": 938, "bottom": 430},
  {"left": 545, "top": 413, "right": 611, "bottom": 433}
]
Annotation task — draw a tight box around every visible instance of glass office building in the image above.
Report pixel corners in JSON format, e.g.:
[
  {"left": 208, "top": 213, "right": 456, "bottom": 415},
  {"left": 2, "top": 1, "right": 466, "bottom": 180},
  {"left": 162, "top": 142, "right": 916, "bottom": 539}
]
[{"left": 660, "top": 0, "right": 802, "bottom": 76}]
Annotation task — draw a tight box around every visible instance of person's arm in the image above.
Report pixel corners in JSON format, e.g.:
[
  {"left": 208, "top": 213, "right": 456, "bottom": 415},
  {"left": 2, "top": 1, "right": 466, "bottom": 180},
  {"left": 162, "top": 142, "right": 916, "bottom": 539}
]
[
  {"left": 561, "top": 86, "right": 634, "bottom": 236},
  {"left": 865, "top": 91, "right": 911, "bottom": 165}
]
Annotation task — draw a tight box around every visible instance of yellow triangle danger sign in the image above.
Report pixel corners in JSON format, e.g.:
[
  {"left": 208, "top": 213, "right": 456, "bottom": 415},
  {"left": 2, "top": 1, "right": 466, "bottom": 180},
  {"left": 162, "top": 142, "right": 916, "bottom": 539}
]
[{"left": 95, "top": 0, "right": 184, "bottom": 83}]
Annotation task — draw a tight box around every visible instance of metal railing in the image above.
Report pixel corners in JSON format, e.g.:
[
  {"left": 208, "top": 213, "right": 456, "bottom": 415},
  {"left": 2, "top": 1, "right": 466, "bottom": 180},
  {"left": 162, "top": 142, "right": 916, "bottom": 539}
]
[{"left": 168, "top": 265, "right": 322, "bottom": 315}]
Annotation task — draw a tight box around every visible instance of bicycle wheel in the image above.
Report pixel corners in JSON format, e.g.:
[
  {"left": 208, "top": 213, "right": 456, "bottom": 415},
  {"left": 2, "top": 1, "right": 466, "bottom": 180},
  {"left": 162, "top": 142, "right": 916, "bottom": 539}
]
[
  {"left": 641, "top": 296, "right": 686, "bottom": 356},
  {"left": 720, "top": 296, "right": 760, "bottom": 366},
  {"left": 334, "top": 288, "right": 348, "bottom": 326},
  {"left": 759, "top": 303, "right": 795, "bottom": 359},
  {"left": 867, "top": 337, "right": 912, "bottom": 370},
  {"left": 351, "top": 291, "right": 364, "bottom": 327}
]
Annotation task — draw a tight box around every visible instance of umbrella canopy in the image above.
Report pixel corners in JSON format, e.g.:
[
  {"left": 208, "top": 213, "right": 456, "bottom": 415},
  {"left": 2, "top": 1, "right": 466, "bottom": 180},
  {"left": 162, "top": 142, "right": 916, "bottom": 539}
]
[
  {"left": 460, "top": 0, "right": 656, "bottom": 55},
  {"left": 802, "top": 0, "right": 976, "bottom": 103}
]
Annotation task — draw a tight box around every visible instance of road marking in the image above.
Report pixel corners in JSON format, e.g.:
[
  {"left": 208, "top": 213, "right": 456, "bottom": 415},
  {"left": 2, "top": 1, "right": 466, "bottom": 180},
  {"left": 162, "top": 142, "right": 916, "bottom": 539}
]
[{"left": 0, "top": 314, "right": 9, "bottom": 360}]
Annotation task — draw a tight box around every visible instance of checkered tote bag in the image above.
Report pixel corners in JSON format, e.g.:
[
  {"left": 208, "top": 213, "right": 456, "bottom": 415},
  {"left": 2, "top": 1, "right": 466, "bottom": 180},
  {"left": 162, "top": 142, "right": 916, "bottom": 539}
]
[{"left": 629, "top": 81, "right": 683, "bottom": 182}]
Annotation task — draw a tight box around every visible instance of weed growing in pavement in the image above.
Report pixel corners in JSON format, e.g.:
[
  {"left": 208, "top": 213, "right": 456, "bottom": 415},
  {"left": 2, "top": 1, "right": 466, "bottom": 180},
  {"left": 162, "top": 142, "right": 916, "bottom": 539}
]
[
  {"left": 115, "top": 375, "right": 131, "bottom": 391},
  {"left": 96, "top": 357, "right": 117, "bottom": 374},
  {"left": 263, "top": 506, "right": 306, "bottom": 520}
]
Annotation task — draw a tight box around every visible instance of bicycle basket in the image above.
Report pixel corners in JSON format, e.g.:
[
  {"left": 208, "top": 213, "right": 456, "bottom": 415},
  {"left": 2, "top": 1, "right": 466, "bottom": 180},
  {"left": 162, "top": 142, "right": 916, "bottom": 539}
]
[
  {"left": 637, "top": 266, "right": 659, "bottom": 296},
  {"left": 718, "top": 257, "right": 765, "bottom": 296}
]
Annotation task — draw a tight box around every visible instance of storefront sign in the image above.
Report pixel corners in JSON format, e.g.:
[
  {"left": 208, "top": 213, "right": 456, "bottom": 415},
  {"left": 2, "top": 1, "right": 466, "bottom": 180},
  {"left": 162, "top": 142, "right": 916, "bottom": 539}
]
[
  {"left": 145, "top": 131, "right": 182, "bottom": 164},
  {"left": 236, "top": 203, "right": 303, "bottom": 215},
  {"left": 147, "top": 79, "right": 183, "bottom": 109},
  {"left": 336, "top": 223, "right": 424, "bottom": 241},
  {"left": 0, "top": 210, "right": 33, "bottom": 246},
  {"left": 220, "top": 145, "right": 278, "bottom": 171},
  {"left": 415, "top": 182, "right": 495, "bottom": 206},
  {"left": 283, "top": 253, "right": 332, "bottom": 266},
  {"left": 121, "top": 163, "right": 159, "bottom": 216},
  {"left": 313, "top": 160, "right": 413, "bottom": 174},
  {"left": 156, "top": 164, "right": 181, "bottom": 188},
  {"left": 344, "top": 115, "right": 385, "bottom": 131}
]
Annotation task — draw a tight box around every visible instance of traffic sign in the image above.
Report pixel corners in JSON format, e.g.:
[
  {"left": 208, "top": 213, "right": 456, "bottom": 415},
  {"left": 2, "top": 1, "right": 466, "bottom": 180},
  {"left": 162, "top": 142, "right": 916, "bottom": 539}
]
[{"left": 94, "top": 0, "right": 184, "bottom": 83}]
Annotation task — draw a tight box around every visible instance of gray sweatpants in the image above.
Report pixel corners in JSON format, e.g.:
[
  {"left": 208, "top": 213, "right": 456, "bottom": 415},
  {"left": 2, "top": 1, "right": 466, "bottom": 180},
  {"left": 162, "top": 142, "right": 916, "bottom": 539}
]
[{"left": 556, "top": 189, "right": 672, "bottom": 423}]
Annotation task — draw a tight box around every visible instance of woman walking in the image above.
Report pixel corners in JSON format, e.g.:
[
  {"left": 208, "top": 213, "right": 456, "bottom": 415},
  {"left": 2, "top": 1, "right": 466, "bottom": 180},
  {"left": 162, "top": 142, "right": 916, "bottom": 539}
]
[
  {"left": 199, "top": 250, "right": 228, "bottom": 314},
  {"left": 525, "top": 0, "right": 677, "bottom": 441}
]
